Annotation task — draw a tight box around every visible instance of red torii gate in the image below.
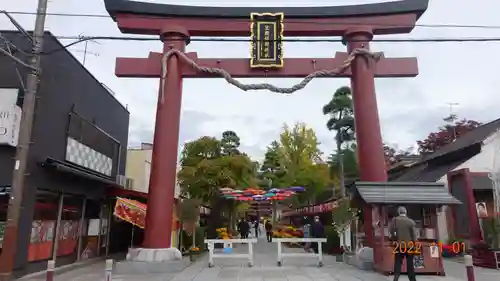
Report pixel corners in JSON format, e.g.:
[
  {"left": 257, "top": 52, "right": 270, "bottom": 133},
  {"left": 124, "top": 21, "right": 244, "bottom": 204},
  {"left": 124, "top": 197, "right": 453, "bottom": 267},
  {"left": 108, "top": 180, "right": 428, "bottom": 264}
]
[{"left": 104, "top": 0, "right": 426, "bottom": 252}]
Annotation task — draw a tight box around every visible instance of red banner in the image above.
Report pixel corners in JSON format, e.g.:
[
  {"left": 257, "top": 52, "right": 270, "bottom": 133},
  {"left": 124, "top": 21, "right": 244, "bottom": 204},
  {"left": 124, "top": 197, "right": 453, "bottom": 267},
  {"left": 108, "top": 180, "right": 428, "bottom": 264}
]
[
  {"left": 113, "top": 197, "right": 179, "bottom": 230},
  {"left": 114, "top": 197, "right": 147, "bottom": 229}
]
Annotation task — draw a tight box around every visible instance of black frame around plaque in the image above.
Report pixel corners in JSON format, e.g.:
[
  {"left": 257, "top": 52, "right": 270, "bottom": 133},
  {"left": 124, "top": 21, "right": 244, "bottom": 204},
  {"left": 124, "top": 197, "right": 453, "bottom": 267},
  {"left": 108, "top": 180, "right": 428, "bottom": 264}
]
[{"left": 250, "top": 12, "right": 284, "bottom": 68}]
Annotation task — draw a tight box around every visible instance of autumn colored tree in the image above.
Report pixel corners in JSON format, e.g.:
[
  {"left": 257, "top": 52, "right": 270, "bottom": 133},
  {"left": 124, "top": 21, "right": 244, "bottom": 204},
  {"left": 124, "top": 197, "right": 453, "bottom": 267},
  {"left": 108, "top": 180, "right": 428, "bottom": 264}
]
[
  {"left": 417, "top": 119, "right": 482, "bottom": 154},
  {"left": 258, "top": 123, "right": 330, "bottom": 206}
]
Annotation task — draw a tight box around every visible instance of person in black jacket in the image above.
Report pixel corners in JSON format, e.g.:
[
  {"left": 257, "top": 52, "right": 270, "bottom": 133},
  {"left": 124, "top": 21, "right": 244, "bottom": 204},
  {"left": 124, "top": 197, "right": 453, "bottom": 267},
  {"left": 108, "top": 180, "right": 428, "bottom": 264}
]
[
  {"left": 265, "top": 221, "right": 273, "bottom": 242},
  {"left": 310, "top": 216, "right": 325, "bottom": 253},
  {"left": 238, "top": 219, "right": 249, "bottom": 239}
]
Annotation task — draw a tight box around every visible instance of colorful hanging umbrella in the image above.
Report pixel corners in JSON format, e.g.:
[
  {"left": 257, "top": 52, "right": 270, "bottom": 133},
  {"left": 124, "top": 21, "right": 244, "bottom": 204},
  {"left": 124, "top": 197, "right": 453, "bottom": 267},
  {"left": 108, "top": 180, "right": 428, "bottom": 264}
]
[{"left": 268, "top": 188, "right": 280, "bottom": 193}]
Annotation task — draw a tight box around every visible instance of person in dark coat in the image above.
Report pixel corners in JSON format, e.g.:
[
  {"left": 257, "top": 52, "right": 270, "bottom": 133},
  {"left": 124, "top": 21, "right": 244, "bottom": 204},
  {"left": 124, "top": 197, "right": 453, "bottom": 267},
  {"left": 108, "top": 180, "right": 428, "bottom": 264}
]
[
  {"left": 310, "top": 216, "right": 325, "bottom": 253},
  {"left": 265, "top": 221, "right": 273, "bottom": 242},
  {"left": 238, "top": 219, "right": 249, "bottom": 239},
  {"left": 390, "top": 206, "right": 417, "bottom": 281},
  {"left": 253, "top": 220, "right": 260, "bottom": 238}
]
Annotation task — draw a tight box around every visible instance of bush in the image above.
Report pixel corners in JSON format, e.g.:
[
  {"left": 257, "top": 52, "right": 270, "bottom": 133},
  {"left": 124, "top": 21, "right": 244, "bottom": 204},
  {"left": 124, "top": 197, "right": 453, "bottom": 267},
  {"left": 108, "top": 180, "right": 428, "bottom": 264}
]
[
  {"left": 324, "top": 226, "right": 342, "bottom": 254},
  {"left": 179, "top": 226, "right": 206, "bottom": 251},
  {"left": 482, "top": 217, "right": 500, "bottom": 248}
]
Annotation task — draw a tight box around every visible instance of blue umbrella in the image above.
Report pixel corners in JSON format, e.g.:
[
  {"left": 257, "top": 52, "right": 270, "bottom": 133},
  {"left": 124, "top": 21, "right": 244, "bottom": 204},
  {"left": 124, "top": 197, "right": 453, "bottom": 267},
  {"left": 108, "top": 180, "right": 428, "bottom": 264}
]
[
  {"left": 252, "top": 195, "right": 265, "bottom": 201},
  {"left": 268, "top": 188, "right": 280, "bottom": 193}
]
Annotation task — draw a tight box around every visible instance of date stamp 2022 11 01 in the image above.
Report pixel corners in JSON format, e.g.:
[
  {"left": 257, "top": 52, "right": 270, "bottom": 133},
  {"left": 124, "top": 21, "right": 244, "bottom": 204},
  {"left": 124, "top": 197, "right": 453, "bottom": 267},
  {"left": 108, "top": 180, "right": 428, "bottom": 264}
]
[{"left": 392, "top": 241, "right": 466, "bottom": 256}]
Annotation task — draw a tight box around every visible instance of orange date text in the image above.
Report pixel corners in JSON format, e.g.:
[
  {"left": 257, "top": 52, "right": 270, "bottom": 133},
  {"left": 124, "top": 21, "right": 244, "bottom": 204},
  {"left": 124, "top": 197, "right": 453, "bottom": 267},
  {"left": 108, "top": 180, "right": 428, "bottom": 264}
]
[
  {"left": 430, "top": 241, "right": 466, "bottom": 254},
  {"left": 392, "top": 241, "right": 422, "bottom": 255}
]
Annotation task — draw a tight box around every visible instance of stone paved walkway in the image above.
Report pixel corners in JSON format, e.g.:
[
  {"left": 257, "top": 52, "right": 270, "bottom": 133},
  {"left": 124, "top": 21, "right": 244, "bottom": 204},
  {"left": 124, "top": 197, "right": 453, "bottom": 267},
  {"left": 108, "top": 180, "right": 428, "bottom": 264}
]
[{"left": 17, "top": 237, "right": 500, "bottom": 281}]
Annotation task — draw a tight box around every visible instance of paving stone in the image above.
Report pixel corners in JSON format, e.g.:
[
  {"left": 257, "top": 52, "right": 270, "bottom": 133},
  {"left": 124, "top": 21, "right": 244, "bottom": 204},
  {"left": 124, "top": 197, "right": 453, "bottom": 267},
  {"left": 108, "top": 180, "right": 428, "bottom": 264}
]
[{"left": 16, "top": 236, "right": 500, "bottom": 281}]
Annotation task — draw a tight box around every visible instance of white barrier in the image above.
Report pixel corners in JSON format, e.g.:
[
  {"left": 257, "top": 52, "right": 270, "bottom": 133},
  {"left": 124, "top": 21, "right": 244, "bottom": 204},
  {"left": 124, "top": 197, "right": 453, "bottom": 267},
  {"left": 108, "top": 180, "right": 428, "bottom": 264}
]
[
  {"left": 205, "top": 238, "right": 258, "bottom": 267},
  {"left": 274, "top": 238, "right": 327, "bottom": 267}
]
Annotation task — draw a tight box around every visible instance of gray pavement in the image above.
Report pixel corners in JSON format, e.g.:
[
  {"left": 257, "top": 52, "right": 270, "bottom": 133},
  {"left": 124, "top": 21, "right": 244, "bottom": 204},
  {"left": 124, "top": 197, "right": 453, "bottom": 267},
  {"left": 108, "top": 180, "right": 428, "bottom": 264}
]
[{"left": 17, "top": 237, "right": 500, "bottom": 281}]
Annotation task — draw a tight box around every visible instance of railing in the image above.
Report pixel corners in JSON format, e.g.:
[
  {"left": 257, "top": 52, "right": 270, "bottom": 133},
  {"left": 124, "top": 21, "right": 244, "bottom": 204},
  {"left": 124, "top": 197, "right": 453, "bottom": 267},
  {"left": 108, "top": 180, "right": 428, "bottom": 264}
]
[
  {"left": 274, "top": 238, "right": 327, "bottom": 267},
  {"left": 205, "top": 238, "right": 258, "bottom": 267}
]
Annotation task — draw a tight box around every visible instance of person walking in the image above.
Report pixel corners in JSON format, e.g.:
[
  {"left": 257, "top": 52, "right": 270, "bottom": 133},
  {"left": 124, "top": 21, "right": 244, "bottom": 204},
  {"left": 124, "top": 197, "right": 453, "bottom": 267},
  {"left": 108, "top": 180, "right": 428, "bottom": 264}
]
[
  {"left": 238, "top": 219, "right": 249, "bottom": 239},
  {"left": 310, "top": 216, "right": 325, "bottom": 253},
  {"left": 303, "top": 221, "right": 312, "bottom": 252},
  {"left": 265, "top": 220, "right": 273, "bottom": 242},
  {"left": 390, "top": 206, "right": 417, "bottom": 281},
  {"left": 254, "top": 220, "right": 260, "bottom": 238}
]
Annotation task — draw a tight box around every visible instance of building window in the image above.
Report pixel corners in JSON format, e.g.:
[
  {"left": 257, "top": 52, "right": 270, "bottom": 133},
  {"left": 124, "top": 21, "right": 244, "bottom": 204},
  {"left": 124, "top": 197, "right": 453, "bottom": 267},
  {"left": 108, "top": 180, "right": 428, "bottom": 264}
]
[
  {"left": 67, "top": 112, "right": 119, "bottom": 161},
  {"left": 28, "top": 190, "right": 60, "bottom": 262},
  {"left": 66, "top": 112, "right": 120, "bottom": 176}
]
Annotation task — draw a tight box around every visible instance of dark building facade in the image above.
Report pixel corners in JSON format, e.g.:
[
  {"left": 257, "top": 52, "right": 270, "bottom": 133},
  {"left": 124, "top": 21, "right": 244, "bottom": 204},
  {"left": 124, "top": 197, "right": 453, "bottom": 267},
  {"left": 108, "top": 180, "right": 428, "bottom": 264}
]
[{"left": 0, "top": 31, "right": 130, "bottom": 276}]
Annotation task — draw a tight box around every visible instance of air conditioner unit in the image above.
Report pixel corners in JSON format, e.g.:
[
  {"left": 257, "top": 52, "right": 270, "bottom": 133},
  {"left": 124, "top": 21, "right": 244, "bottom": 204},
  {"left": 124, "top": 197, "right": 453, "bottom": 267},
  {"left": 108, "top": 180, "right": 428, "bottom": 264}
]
[
  {"left": 125, "top": 178, "right": 134, "bottom": 190},
  {"left": 116, "top": 174, "right": 126, "bottom": 186}
]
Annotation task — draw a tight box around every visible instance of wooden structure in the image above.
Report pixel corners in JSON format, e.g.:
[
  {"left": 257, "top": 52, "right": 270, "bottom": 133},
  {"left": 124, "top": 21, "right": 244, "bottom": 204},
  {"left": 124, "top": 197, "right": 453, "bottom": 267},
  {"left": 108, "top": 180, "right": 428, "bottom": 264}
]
[
  {"left": 352, "top": 182, "right": 461, "bottom": 276},
  {"left": 448, "top": 169, "right": 500, "bottom": 269},
  {"left": 387, "top": 119, "right": 500, "bottom": 269},
  {"left": 104, "top": 0, "right": 428, "bottom": 249}
]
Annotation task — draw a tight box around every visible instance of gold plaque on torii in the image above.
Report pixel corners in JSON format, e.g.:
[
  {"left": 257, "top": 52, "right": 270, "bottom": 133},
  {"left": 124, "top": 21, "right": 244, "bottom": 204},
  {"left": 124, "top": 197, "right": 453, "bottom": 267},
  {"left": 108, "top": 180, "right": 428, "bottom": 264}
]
[{"left": 250, "top": 12, "right": 284, "bottom": 69}]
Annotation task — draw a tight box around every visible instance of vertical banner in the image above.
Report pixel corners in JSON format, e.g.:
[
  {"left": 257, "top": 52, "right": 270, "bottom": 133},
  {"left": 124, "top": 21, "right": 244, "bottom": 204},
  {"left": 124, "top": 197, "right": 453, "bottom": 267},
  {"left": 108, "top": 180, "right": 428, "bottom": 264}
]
[{"left": 250, "top": 13, "right": 284, "bottom": 68}]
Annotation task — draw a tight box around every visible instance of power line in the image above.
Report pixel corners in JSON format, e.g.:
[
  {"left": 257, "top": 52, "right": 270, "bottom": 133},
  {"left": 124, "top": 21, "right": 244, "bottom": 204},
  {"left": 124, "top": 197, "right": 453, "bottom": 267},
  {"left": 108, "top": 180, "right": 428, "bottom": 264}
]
[
  {"left": 30, "top": 35, "right": 500, "bottom": 55},
  {"left": 0, "top": 46, "right": 34, "bottom": 69},
  {"left": 6, "top": 10, "right": 500, "bottom": 30}
]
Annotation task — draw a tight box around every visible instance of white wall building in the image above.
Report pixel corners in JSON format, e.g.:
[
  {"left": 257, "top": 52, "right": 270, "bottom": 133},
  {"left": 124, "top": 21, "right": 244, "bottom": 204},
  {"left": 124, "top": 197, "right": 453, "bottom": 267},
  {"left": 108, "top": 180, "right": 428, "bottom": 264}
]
[{"left": 389, "top": 119, "right": 500, "bottom": 242}]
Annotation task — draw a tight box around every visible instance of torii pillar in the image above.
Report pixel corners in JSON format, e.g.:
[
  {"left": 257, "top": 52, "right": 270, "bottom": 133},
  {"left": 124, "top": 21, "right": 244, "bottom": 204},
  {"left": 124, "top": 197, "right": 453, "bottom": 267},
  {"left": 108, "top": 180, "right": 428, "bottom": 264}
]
[{"left": 104, "top": 0, "right": 425, "bottom": 252}]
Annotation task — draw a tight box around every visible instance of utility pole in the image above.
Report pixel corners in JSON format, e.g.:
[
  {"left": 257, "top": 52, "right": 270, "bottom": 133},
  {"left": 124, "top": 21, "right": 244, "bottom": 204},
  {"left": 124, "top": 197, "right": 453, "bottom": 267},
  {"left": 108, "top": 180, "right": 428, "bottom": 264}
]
[{"left": 0, "top": 0, "right": 48, "bottom": 278}]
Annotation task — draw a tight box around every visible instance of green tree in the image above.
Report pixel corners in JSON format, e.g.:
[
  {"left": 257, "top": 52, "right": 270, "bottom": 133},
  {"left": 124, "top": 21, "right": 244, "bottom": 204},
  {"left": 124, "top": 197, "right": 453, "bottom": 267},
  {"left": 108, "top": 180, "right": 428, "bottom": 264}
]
[
  {"left": 323, "top": 86, "right": 355, "bottom": 197},
  {"left": 221, "top": 130, "right": 241, "bottom": 156},
  {"left": 327, "top": 147, "right": 359, "bottom": 184},
  {"left": 259, "top": 140, "right": 287, "bottom": 189},
  {"left": 331, "top": 197, "right": 359, "bottom": 250},
  {"left": 177, "top": 132, "right": 257, "bottom": 237}
]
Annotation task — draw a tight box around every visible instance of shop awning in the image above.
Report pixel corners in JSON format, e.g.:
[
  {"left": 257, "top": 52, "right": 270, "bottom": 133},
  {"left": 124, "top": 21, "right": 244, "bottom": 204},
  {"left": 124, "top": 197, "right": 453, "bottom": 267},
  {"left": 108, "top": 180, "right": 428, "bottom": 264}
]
[
  {"left": 353, "top": 181, "right": 462, "bottom": 205},
  {"left": 43, "top": 158, "right": 119, "bottom": 187},
  {"left": 109, "top": 186, "right": 148, "bottom": 199}
]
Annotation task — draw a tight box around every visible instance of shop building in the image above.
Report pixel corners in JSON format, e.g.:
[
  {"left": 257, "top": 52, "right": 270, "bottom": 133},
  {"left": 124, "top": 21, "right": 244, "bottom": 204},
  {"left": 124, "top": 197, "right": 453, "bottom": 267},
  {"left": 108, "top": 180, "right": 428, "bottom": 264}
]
[
  {"left": 0, "top": 31, "right": 130, "bottom": 277},
  {"left": 123, "top": 143, "right": 181, "bottom": 247}
]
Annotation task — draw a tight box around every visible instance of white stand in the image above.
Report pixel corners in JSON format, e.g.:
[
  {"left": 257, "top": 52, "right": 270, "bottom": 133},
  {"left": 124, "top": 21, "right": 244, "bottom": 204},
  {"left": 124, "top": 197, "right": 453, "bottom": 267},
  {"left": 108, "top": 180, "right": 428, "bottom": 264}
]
[
  {"left": 205, "top": 238, "right": 257, "bottom": 267},
  {"left": 274, "top": 238, "right": 326, "bottom": 267}
]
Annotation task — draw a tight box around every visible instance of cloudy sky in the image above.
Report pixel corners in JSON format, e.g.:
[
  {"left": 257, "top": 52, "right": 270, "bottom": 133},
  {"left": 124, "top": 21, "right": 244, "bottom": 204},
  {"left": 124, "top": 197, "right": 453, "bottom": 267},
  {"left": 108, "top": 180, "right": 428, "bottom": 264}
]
[{"left": 2, "top": 0, "right": 500, "bottom": 161}]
